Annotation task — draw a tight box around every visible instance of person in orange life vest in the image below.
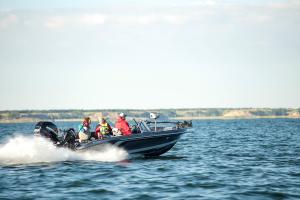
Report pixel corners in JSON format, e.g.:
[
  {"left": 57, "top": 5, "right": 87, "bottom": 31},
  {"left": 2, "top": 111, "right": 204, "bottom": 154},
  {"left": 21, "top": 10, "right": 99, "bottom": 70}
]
[
  {"left": 95, "top": 117, "right": 112, "bottom": 139},
  {"left": 115, "top": 113, "right": 132, "bottom": 136}
]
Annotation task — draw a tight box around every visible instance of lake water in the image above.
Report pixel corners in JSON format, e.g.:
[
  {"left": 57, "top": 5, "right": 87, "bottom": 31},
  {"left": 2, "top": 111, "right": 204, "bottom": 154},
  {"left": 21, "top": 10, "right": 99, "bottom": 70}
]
[{"left": 0, "top": 119, "right": 300, "bottom": 199}]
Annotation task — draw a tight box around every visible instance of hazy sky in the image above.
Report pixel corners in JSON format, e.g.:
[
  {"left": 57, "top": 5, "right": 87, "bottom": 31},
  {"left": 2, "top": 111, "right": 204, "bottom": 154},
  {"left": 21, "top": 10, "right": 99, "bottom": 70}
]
[{"left": 0, "top": 0, "right": 299, "bottom": 110}]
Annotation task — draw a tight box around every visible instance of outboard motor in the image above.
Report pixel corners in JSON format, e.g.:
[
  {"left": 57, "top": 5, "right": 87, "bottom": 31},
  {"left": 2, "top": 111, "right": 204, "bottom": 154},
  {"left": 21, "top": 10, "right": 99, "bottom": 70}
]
[
  {"left": 61, "top": 128, "right": 76, "bottom": 150},
  {"left": 34, "top": 121, "right": 59, "bottom": 143},
  {"left": 34, "top": 121, "right": 77, "bottom": 149}
]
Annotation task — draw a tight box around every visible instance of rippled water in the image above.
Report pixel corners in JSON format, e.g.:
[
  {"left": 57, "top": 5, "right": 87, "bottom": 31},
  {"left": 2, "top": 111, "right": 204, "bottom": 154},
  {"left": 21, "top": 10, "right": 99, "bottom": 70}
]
[{"left": 0, "top": 119, "right": 300, "bottom": 199}]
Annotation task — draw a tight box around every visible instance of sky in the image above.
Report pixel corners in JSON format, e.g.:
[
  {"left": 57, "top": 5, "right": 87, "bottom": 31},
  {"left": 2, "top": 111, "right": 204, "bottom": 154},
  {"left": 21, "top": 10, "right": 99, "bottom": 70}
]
[{"left": 0, "top": 0, "right": 299, "bottom": 110}]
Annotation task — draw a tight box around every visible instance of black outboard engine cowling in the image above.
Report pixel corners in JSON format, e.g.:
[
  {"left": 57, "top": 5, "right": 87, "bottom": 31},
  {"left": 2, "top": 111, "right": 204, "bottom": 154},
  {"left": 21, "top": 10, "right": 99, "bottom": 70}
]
[
  {"left": 34, "top": 121, "right": 59, "bottom": 143},
  {"left": 61, "top": 128, "right": 76, "bottom": 150},
  {"left": 34, "top": 121, "right": 77, "bottom": 149}
]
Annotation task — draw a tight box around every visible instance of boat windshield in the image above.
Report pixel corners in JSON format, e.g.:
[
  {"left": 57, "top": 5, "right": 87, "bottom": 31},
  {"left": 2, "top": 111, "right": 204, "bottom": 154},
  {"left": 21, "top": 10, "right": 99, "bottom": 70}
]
[
  {"left": 132, "top": 119, "right": 151, "bottom": 133},
  {"left": 139, "top": 121, "right": 151, "bottom": 132}
]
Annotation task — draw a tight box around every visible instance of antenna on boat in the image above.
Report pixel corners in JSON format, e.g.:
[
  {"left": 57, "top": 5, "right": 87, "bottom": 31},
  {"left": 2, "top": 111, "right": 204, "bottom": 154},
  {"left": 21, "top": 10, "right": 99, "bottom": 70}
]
[{"left": 150, "top": 113, "right": 159, "bottom": 132}]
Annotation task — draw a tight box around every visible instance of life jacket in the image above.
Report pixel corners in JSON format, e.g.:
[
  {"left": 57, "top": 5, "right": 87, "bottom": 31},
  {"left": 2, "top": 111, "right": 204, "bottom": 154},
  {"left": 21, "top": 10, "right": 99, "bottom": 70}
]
[{"left": 100, "top": 122, "right": 110, "bottom": 135}]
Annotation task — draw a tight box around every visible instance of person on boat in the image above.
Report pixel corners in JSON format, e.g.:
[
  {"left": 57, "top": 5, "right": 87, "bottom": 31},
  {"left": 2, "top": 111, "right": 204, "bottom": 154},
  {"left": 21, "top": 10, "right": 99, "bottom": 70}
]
[
  {"left": 78, "top": 117, "right": 91, "bottom": 142},
  {"left": 95, "top": 117, "right": 112, "bottom": 139},
  {"left": 115, "top": 113, "right": 132, "bottom": 136}
]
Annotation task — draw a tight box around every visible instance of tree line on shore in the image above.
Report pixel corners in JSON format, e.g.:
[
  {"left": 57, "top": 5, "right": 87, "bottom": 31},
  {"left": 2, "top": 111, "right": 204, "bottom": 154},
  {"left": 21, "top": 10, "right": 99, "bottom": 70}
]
[{"left": 0, "top": 108, "right": 299, "bottom": 123}]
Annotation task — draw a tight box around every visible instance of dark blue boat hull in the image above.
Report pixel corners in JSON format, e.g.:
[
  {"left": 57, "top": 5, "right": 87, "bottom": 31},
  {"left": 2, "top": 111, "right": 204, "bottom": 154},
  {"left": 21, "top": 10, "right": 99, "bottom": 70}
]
[{"left": 76, "top": 129, "right": 186, "bottom": 157}]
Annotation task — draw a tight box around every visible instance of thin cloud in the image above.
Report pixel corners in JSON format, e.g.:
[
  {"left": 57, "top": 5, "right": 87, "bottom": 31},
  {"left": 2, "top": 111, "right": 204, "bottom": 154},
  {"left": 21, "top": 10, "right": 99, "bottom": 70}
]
[
  {"left": 0, "top": 14, "right": 18, "bottom": 29},
  {"left": 80, "top": 14, "right": 107, "bottom": 25},
  {"left": 269, "top": 0, "right": 300, "bottom": 9},
  {"left": 44, "top": 16, "right": 67, "bottom": 29},
  {"left": 170, "top": 0, "right": 218, "bottom": 6},
  {"left": 112, "top": 15, "right": 159, "bottom": 25},
  {"left": 163, "top": 15, "right": 189, "bottom": 25},
  {"left": 42, "top": 13, "right": 191, "bottom": 28},
  {"left": 2, "top": 0, "right": 299, "bottom": 30}
]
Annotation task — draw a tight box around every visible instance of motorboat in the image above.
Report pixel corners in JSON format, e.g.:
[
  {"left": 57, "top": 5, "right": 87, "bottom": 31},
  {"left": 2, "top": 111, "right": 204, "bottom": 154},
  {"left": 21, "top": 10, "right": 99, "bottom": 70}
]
[{"left": 33, "top": 113, "right": 192, "bottom": 157}]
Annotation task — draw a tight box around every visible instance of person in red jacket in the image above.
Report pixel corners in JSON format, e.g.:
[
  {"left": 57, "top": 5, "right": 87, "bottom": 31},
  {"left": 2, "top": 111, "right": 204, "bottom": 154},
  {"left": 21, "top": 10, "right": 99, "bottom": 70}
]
[{"left": 115, "top": 113, "right": 132, "bottom": 136}]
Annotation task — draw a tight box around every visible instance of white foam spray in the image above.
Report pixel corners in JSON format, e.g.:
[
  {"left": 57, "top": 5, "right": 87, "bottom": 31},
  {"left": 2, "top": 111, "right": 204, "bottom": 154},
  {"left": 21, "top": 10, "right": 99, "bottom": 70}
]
[{"left": 0, "top": 135, "right": 128, "bottom": 165}]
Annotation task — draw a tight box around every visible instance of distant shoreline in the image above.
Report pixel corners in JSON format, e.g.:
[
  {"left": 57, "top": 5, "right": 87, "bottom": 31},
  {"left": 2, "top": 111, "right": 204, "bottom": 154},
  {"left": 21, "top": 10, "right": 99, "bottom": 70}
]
[
  {"left": 0, "top": 116, "right": 299, "bottom": 124},
  {"left": 0, "top": 108, "right": 299, "bottom": 124}
]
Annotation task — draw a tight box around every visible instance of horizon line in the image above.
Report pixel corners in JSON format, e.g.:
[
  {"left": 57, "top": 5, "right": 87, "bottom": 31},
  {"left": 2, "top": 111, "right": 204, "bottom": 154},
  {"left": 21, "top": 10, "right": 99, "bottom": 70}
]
[{"left": 1, "top": 107, "right": 299, "bottom": 112}]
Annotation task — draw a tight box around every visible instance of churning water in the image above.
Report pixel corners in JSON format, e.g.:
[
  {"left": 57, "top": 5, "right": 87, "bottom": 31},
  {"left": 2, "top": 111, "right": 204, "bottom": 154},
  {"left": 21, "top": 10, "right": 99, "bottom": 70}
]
[
  {"left": 0, "top": 119, "right": 300, "bottom": 199},
  {"left": 0, "top": 136, "right": 128, "bottom": 164}
]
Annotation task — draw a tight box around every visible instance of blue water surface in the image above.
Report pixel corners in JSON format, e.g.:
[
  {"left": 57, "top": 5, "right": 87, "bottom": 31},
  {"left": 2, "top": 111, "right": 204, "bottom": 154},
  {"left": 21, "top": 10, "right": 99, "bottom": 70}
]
[{"left": 0, "top": 119, "right": 300, "bottom": 200}]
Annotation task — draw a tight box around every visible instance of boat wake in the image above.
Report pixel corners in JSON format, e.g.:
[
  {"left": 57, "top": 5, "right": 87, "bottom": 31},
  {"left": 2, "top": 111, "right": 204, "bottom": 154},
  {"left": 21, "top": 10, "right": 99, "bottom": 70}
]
[{"left": 0, "top": 135, "right": 128, "bottom": 165}]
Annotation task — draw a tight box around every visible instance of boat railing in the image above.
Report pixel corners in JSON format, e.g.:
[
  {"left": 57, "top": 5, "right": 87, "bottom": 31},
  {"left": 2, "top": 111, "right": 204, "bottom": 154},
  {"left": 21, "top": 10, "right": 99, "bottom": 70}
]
[
  {"left": 132, "top": 118, "right": 192, "bottom": 133},
  {"left": 132, "top": 119, "right": 151, "bottom": 133},
  {"left": 145, "top": 120, "right": 192, "bottom": 129}
]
